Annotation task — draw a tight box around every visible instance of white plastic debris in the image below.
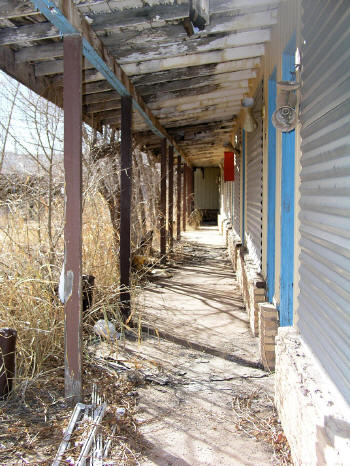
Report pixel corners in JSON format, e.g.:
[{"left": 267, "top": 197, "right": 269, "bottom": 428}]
[
  {"left": 150, "top": 269, "right": 173, "bottom": 278},
  {"left": 58, "top": 263, "right": 65, "bottom": 303},
  {"left": 116, "top": 407, "right": 126, "bottom": 418},
  {"left": 93, "top": 319, "right": 119, "bottom": 341}
]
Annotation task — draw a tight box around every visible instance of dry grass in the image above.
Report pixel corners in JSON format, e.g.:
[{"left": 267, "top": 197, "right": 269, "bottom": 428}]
[{"left": 231, "top": 389, "right": 292, "bottom": 465}]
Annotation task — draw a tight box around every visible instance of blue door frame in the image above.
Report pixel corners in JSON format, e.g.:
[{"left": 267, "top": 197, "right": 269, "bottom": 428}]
[
  {"left": 267, "top": 68, "right": 277, "bottom": 303},
  {"left": 280, "top": 32, "right": 296, "bottom": 326}
]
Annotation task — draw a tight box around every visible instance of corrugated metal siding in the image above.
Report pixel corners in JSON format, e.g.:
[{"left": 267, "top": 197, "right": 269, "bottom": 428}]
[
  {"left": 233, "top": 153, "right": 241, "bottom": 238},
  {"left": 245, "top": 83, "right": 264, "bottom": 270},
  {"left": 194, "top": 167, "right": 220, "bottom": 210},
  {"left": 298, "top": 0, "right": 350, "bottom": 403}
]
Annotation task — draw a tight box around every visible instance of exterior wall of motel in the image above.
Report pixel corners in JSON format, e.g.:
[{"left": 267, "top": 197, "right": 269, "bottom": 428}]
[{"left": 222, "top": 0, "right": 350, "bottom": 463}]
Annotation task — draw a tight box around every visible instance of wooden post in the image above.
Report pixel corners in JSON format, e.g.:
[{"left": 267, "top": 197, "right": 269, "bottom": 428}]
[
  {"left": 64, "top": 34, "right": 82, "bottom": 402},
  {"left": 176, "top": 155, "right": 181, "bottom": 240},
  {"left": 168, "top": 146, "right": 174, "bottom": 251},
  {"left": 160, "top": 139, "right": 167, "bottom": 259},
  {"left": 182, "top": 164, "right": 187, "bottom": 231},
  {"left": 120, "top": 95, "right": 133, "bottom": 322}
]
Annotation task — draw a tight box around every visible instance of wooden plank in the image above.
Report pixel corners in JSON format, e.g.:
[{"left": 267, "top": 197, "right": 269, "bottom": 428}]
[
  {"left": 15, "top": 41, "right": 63, "bottom": 63},
  {"left": 130, "top": 62, "right": 257, "bottom": 86},
  {"left": 34, "top": 55, "right": 260, "bottom": 80},
  {"left": 136, "top": 72, "right": 250, "bottom": 96},
  {"left": 90, "top": 6, "right": 277, "bottom": 33},
  {"left": 0, "top": 0, "right": 37, "bottom": 17},
  {"left": 90, "top": 3, "right": 189, "bottom": 32},
  {"left": 0, "top": 21, "right": 59, "bottom": 45},
  {"left": 121, "top": 45, "right": 265, "bottom": 75},
  {"left": 109, "top": 29, "right": 270, "bottom": 65}
]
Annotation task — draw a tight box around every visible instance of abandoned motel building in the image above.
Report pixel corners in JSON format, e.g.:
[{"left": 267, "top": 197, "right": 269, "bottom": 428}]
[{"left": 0, "top": 0, "right": 349, "bottom": 464}]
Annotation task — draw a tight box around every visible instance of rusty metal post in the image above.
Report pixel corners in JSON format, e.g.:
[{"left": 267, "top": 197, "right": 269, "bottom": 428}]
[
  {"left": 182, "top": 164, "right": 187, "bottom": 231},
  {"left": 190, "top": 167, "right": 195, "bottom": 212},
  {"left": 64, "top": 34, "right": 82, "bottom": 401},
  {"left": 0, "top": 328, "right": 17, "bottom": 399},
  {"left": 160, "top": 139, "right": 167, "bottom": 260},
  {"left": 168, "top": 146, "right": 174, "bottom": 251},
  {"left": 186, "top": 166, "right": 191, "bottom": 218},
  {"left": 120, "top": 95, "right": 133, "bottom": 322},
  {"left": 176, "top": 155, "right": 181, "bottom": 240}
]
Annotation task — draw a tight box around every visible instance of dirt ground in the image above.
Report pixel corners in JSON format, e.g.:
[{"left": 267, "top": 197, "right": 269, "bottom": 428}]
[
  {"left": 116, "top": 227, "right": 289, "bottom": 465},
  {"left": 0, "top": 227, "right": 290, "bottom": 465}
]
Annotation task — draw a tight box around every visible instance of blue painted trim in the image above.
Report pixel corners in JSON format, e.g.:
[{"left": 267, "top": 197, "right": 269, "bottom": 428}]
[
  {"left": 242, "top": 130, "right": 246, "bottom": 245},
  {"left": 279, "top": 32, "right": 296, "bottom": 326},
  {"left": 30, "top": 0, "right": 165, "bottom": 140},
  {"left": 267, "top": 68, "right": 277, "bottom": 303}
]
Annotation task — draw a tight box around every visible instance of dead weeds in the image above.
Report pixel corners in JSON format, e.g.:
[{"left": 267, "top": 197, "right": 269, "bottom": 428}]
[
  {"left": 231, "top": 389, "right": 292, "bottom": 465},
  {"left": 0, "top": 362, "right": 145, "bottom": 465}
]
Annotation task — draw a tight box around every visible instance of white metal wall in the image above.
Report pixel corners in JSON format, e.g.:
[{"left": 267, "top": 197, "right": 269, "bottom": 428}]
[
  {"left": 298, "top": 0, "right": 350, "bottom": 403},
  {"left": 245, "top": 83, "right": 264, "bottom": 270},
  {"left": 194, "top": 167, "right": 220, "bottom": 210}
]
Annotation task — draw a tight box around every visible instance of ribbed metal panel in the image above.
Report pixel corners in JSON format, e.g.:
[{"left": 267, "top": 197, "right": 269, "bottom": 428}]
[
  {"left": 194, "top": 167, "right": 220, "bottom": 210},
  {"left": 233, "top": 153, "right": 241, "bottom": 238},
  {"left": 245, "top": 83, "right": 263, "bottom": 270},
  {"left": 298, "top": 0, "right": 350, "bottom": 403}
]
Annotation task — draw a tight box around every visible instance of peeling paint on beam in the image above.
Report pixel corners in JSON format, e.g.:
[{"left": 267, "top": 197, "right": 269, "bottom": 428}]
[
  {"left": 136, "top": 72, "right": 253, "bottom": 95},
  {"left": 112, "top": 30, "right": 270, "bottom": 65},
  {"left": 130, "top": 59, "right": 259, "bottom": 86},
  {"left": 148, "top": 87, "right": 247, "bottom": 109},
  {"left": 0, "top": 21, "right": 59, "bottom": 46},
  {"left": 121, "top": 45, "right": 265, "bottom": 75}
]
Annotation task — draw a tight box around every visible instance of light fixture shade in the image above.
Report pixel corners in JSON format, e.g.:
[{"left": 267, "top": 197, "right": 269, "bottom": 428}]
[{"left": 242, "top": 107, "right": 257, "bottom": 132}]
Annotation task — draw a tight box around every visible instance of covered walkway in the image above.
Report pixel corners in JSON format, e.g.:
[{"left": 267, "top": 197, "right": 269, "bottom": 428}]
[{"left": 123, "top": 228, "right": 278, "bottom": 465}]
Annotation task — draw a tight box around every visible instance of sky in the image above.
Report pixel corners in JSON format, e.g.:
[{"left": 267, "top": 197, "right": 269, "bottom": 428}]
[{"left": 0, "top": 71, "right": 64, "bottom": 159}]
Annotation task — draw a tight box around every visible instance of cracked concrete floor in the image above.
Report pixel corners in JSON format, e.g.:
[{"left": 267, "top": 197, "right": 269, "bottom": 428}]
[{"left": 129, "top": 227, "right": 277, "bottom": 465}]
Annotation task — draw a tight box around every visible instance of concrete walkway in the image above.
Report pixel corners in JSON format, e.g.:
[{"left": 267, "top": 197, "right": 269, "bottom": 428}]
[{"left": 128, "top": 227, "right": 276, "bottom": 465}]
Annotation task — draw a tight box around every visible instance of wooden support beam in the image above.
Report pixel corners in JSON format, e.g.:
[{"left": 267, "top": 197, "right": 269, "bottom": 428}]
[
  {"left": 160, "top": 139, "right": 167, "bottom": 260},
  {"left": 119, "top": 95, "right": 133, "bottom": 323},
  {"left": 63, "top": 34, "right": 82, "bottom": 402},
  {"left": 168, "top": 145, "right": 174, "bottom": 252},
  {"left": 182, "top": 165, "right": 187, "bottom": 231},
  {"left": 177, "top": 155, "right": 181, "bottom": 241}
]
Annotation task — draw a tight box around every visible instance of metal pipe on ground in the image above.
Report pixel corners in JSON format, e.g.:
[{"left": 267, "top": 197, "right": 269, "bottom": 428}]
[{"left": 0, "top": 328, "right": 17, "bottom": 399}]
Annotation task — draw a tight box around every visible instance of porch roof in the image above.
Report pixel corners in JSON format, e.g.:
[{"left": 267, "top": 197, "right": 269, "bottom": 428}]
[{"left": 0, "top": 0, "right": 280, "bottom": 166}]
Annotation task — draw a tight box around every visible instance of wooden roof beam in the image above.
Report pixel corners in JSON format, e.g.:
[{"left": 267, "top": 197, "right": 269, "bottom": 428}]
[
  {"left": 0, "top": 21, "right": 59, "bottom": 45},
  {"left": 30, "top": 0, "right": 187, "bottom": 161},
  {"left": 90, "top": 8, "right": 278, "bottom": 34},
  {"left": 121, "top": 46, "right": 264, "bottom": 76}
]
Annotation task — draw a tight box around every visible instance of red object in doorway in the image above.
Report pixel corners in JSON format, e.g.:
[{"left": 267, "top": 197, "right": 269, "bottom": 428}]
[{"left": 224, "top": 151, "right": 235, "bottom": 182}]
